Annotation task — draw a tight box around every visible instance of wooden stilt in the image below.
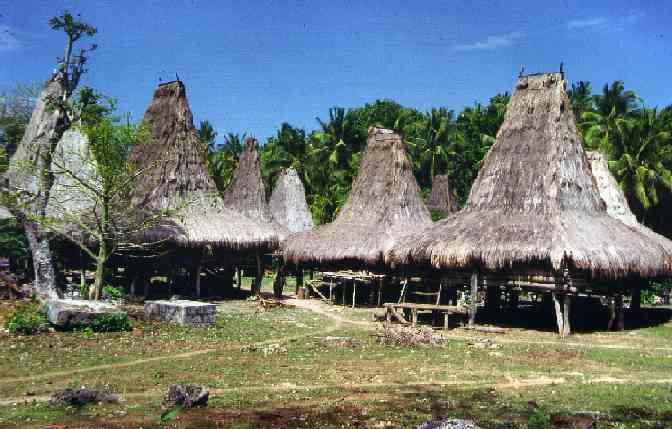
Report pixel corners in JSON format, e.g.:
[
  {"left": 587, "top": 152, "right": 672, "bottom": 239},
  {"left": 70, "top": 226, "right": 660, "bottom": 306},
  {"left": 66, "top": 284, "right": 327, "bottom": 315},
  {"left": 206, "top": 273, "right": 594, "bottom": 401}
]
[
  {"left": 377, "top": 277, "right": 383, "bottom": 307},
  {"left": 272, "top": 264, "right": 286, "bottom": 298},
  {"left": 130, "top": 275, "right": 137, "bottom": 297},
  {"left": 194, "top": 253, "right": 203, "bottom": 298},
  {"left": 552, "top": 293, "right": 565, "bottom": 337},
  {"left": 608, "top": 296, "right": 616, "bottom": 331},
  {"left": 342, "top": 280, "right": 346, "bottom": 307},
  {"left": 295, "top": 268, "right": 304, "bottom": 295},
  {"left": 630, "top": 287, "right": 641, "bottom": 313},
  {"left": 254, "top": 253, "right": 263, "bottom": 295},
  {"left": 398, "top": 278, "right": 408, "bottom": 304},
  {"left": 469, "top": 271, "right": 479, "bottom": 327},
  {"left": 385, "top": 306, "right": 392, "bottom": 327},
  {"left": 352, "top": 280, "right": 356, "bottom": 308},
  {"left": 444, "top": 312, "right": 450, "bottom": 330},
  {"left": 615, "top": 294, "right": 625, "bottom": 331},
  {"left": 329, "top": 280, "right": 333, "bottom": 303},
  {"left": 411, "top": 308, "right": 418, "bottom": 327},
  {"left": 236, "top": 267, "right": 242, "bottom": 290},
  {"left": 143, "top": 275, "right": 150, "bottom": 299},
  {"left": 562, "top": 294, "right": 572, "bottom": 337}
]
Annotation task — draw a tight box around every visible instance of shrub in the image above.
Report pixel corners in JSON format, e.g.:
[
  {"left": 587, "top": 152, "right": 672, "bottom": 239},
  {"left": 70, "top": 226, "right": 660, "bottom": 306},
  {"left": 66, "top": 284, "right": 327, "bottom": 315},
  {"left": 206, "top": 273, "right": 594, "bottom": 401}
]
[
  {"left": 102, "top": 284, "right": 122, "bottom": 300},
  {"left": 88, "top": 313, "right": 131, "bottom": 332},
  {"left": 5, "top": 301, "right": 47, "bottom": 335}
]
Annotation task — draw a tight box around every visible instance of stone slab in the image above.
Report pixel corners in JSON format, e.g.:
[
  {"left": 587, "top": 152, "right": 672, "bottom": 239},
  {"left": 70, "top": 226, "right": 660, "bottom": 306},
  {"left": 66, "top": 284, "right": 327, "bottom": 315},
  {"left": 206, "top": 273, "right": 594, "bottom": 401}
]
[
  {"left": 144, "top": 300, "right": 217, "bottom": 326},
  {"left": 46, "top": 299, "right": 125, "bottom": 328}
]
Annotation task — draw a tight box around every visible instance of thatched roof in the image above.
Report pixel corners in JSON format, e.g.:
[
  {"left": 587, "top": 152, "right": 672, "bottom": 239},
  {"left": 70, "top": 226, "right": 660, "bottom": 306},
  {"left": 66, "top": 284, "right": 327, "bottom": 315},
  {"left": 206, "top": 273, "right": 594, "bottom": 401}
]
[
  {"left": 587, "top": 151, "right": 672, "bottom": 254},
  {"left": 388, "top": 73, "right": 672, "bottom": 279},
  {"left": 130, "top": 81, "right": 279, "bottom": 251},
  {"left": 426, "top": 174, "right": 458, "bottom": 215},
  {"left": 222, "top": 138, "right": 288, "bottom": 237},
  {"left": 269, "top": 167, "right": 314, "bottom": 233},
  {"left": 283, "top": 127, "right": 432, "bottom": 268}
]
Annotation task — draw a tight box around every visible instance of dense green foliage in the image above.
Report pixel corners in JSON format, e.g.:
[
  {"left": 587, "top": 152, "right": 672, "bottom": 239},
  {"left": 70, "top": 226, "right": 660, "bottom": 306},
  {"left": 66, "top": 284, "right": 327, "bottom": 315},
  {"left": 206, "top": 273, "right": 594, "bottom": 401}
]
[
  {"left": 85, "top": 313, "right": 132, "bottom": 332},
  {"left": 5, "top": 301, "right": 47, "bottom": 335}
]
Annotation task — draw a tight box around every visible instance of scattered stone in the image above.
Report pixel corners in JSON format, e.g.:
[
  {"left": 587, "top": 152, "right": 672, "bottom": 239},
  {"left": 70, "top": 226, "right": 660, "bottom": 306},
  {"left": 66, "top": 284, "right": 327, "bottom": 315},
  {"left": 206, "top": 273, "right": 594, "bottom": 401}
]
[
  {"left": 163, "top": 384, "right": 209, "bottom": 408},
  {"left": 46, "top": 299, "right": 126, "bottom": 329},
  {"left": 378, "top": 325, "right": 443, "bottom": 347},
  {"left": 417, "top": 419, "right": 482, "bottom": 429},
  {"left": 467, "top": 338, "right": 501, "bottom": 349},
  {"left": 49, "top": 388, "right": 119, "bottom": 407},
  {"left": 241, "top": 343, "right": 287, "bottom": 355},
  {"left": 144, "top": 300, "right": 216, "bottom": 326}
]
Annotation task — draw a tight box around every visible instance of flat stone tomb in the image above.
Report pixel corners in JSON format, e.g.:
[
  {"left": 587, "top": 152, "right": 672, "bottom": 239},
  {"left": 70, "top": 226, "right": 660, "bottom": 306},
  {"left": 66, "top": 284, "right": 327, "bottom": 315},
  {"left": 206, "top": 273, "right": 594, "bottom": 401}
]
[
  {"left": 46, "top": 299, "right": 125, "bottom": 328},
  {"left": 144, "top": 300, "right": 217, "bottom": 327}
]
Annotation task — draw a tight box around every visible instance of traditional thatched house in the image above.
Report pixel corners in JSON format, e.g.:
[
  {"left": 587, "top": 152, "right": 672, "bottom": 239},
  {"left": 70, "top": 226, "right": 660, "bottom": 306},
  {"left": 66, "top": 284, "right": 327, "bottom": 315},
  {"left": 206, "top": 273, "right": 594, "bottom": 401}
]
[
  {"left": 387, "top": 72, "right": 672, "bottom": 335},
  {"left": 131, "top": 81, "right": 280, "bottom": 252},
  {"left": 283, "top": 126, "right": 432, "bottom": 269},
  {"left": 129, "top": 81, "right": 280, "bottom": 295},
  {"left": 269, "top": 167, "right": 314, "bottom": 234},
  {"left": 222, "top": 138, "right": 287, "bottom": 236},
  {"left": 426, "top": 174, "right": 458, "bottom": 216}
]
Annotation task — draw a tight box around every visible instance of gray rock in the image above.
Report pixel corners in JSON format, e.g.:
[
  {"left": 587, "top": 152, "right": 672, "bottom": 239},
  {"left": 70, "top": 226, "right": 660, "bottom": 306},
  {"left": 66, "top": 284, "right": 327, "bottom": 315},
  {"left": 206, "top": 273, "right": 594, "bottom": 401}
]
[
  {"left": 417, "top": 419, "right": 482, "bottom": 429},
  {"left": 163, "top": 384, "right": 208, "bottom": 408},
  {"left": 144, "top": 300, "right": 217, "bottom": 326},
  {"left": 46, "top": 299, "right": 126, "bottom": 328},
  {"left": 49, "top": 388, "right": 118, "bottom": 406}
]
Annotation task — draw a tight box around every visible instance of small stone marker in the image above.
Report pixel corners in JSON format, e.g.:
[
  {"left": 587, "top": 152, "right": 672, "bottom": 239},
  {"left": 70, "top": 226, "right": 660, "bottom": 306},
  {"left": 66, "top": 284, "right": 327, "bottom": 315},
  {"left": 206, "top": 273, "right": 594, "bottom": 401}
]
[
  {"left": 144, "top": 300, "right": 217, "bottom": 326},
  {"left": 46, "top": 299, "right": 125, "bottom": 329}
]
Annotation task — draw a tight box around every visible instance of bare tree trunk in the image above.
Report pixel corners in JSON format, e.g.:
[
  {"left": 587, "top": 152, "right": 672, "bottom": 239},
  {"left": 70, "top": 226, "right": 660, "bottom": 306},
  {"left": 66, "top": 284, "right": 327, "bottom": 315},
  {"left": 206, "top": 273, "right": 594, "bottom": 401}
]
[{"left": 24, "top": 222, "right": 58, "bottom": 300}]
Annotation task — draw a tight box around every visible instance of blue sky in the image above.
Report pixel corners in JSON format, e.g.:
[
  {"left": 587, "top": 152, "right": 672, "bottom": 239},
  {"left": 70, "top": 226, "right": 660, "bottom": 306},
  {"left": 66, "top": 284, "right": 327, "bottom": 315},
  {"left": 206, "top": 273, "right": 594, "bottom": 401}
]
[{"left": 1, "top": 0, "right": 670, "bottom": 141}]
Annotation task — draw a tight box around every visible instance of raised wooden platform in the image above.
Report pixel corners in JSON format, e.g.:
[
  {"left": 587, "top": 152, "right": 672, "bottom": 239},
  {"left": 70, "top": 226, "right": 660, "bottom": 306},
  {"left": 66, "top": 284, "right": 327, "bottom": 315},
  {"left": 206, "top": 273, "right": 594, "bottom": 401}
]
[{"left": 384, "top": 302, "right": 468, "bottom": 329}]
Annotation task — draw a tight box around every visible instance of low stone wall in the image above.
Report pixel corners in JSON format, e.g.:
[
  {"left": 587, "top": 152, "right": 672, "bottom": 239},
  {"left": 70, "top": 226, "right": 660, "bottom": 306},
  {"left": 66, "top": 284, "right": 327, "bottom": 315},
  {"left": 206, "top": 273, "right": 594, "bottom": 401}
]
[
  {"left": 144, "top": 300, "right": 217, "bottom": 326},
  {"left": 46, "top": 299, "right": 125, "bottom": 328}
]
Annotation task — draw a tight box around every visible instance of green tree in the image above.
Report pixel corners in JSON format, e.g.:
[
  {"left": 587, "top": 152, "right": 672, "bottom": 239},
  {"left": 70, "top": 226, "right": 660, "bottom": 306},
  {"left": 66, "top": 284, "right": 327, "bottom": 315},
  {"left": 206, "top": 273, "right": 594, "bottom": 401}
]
[{"left": 197, "top": 120, "right": 217, "bottom": 153}]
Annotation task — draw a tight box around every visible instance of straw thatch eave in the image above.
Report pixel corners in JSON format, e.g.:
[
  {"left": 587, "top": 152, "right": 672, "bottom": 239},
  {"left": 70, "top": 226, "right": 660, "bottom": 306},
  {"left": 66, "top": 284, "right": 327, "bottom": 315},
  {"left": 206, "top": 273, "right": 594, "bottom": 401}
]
[
  {"left": 130, "top": 81, "right": 279, "bottom": 252},
  {"left": 269, "top": 167, "right": 314, "bottom": 234},
  {"left": 283, "top": 127, "right": 432, "bottom": 268},
  {"left": 426, "top": 174, "right": 458, "bottom": 215},
  {"left": 387, "top": 73, "right": 672, "bottom": 279}
]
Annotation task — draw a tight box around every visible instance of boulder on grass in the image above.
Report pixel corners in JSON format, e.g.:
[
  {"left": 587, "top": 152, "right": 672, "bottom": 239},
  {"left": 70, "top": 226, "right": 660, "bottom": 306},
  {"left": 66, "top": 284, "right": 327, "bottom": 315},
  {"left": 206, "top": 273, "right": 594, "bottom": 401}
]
[
  {"left": 46, "top": 299, "right": 126, "bottom": 329},
  {"left": 50, "top": 388, "right": 119, "bottom": 406},
  {"left": 163, "top": 384, "right": 208, "bottom": 408},
  {"left": 144, "top": 300, "right": 217, "bottom": 326},
  {"left": 417, "top": 419, "right": 482, "bottom": 429}
]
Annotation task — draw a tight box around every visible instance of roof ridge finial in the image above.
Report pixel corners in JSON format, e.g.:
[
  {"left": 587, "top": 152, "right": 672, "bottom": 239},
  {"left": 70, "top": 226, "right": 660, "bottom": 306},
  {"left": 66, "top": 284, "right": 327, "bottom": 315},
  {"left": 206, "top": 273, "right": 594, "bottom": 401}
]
[{"left": 519, "top": 64, "right": 525, "bottom": 77}]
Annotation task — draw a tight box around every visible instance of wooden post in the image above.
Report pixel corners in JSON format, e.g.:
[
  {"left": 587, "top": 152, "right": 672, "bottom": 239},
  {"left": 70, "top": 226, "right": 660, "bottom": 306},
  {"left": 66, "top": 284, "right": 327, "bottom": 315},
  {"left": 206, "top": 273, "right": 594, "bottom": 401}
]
[
  {"left": 630, "top": 287, "right": 641, "bottom": 313},
  {"left": 272, "top": 264, "right": 286, "bottom": 298},
  {"left": 236, "top": 267, "right": 242, "bottom": 290},
  {"left": 385, "top": 306, "right": 392, "bottom": 327},
  {"left": 377, "top": 277, "right": 383, "bottom": 307},
  {"left": 411, "top": 308, "right": 418, "bottom": 327},
  {"left": 469, "top": 271, "right": 479, "bottom": 327},
  {"left": 608, "top": 296, "right": 616, "bottom": 331},
  {"left": 329, "top": 280, "right": 333, "bottom": 302},
  {"left": 444, "top": 312, "right": 450, "bottom": 330},
  {"left": 615, "top": 294, "right": 625, "bottom": 331},
  {"left": 398, "top": 278, "right": 408, "bottom": 304},
  {"left": 194, "top": 253, "right": 203, "bottom": 298},
  {"left": 552, "top": 293, "right": 565, "bottom": 337},
  {"left": 130, "top": 275, "right": 137, "bottom": 297},
  {"left": 143, "top": 275, "right": 150, "bottom": 299},
  {"left": 254, "top": 253, "right": 263, "bottom": 295},
  {"left": 562, "top": 295, "right": 572, "bottom": 337},
  {"left": 295, "top": 268, "right": 304, "bottom": 295},
  {"left": 342, "top": 280, "right": 346, "bottom": 307}
]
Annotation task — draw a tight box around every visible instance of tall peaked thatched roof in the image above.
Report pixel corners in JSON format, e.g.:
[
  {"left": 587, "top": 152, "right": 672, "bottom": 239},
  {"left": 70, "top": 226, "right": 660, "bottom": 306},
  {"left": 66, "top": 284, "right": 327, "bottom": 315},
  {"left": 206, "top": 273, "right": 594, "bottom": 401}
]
[
  {"left": 130, "top": 81, "right": 279, "bottom": 251},
  {"left": 426, "top": 174, "right": 458, "bottom": 215},
  {"left": 222, "top": 138, "right": 287, "bottom": 236},
  {"left": 587, "top": 151, "right": 672, "bottom": 254},
  {"left": 269, "top": 167, "right": 314, "bottom": 234},
  {"left": 388, "top": 72, "right": 672, "bottom": 279},
  {"left": 283, "top": 127, "right": 432, "bottom": 268}
]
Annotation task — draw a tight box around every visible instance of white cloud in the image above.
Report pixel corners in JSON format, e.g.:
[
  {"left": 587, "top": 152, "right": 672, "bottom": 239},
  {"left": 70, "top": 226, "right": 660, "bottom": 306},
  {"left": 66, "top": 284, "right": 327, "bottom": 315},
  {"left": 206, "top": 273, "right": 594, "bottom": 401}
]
[
  {"left": 453, "top": 31, "right": 524, "bottom": 52},
  {"left": 0, "top": 25, "right": 21, "bottom": 52},
  {"left": 566, "top": 17, "right": 607, "bottom": 29}
]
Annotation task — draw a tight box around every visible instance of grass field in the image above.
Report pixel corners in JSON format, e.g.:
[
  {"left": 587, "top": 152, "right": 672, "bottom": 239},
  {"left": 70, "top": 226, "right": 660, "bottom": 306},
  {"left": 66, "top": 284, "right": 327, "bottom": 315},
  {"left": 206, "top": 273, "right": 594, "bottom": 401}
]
[{"left": 1, "top": 283, "right": 672, "bottom": 428}]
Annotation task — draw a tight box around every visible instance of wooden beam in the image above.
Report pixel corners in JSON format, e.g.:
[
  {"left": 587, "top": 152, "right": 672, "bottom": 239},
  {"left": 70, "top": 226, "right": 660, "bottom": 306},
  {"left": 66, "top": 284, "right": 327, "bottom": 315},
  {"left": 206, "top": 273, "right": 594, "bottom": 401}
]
[{"left": 469, "top": 270, "right": 478, "bottom": 327}]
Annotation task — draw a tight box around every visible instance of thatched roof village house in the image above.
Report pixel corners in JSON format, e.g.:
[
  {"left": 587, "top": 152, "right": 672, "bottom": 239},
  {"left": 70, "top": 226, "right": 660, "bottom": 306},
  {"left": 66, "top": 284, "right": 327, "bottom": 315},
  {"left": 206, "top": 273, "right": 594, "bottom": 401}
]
[
  {"left": 426, "top": 174, "right": 458, "bottom": 216},
  {"left": 269, "top": 167, "right": 314, "bottom": 234},
  {"left": 387, "top": 72, "right": 672, "bottom": 335},
  {"left": 222, "top": 138, "right": 288, "bottom": 238},
  {"left": 129, "top": 81, "right": 280, "bottom": 295},
  {"left": 284, "top": 126, "right": 432, "bottom": 269}
]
